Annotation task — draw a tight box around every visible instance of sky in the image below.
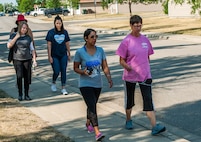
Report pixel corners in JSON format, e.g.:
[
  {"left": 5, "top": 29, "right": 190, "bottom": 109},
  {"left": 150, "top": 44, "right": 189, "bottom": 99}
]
[{"left": 0, "top": 0, "right": 17, "bottom": 5}]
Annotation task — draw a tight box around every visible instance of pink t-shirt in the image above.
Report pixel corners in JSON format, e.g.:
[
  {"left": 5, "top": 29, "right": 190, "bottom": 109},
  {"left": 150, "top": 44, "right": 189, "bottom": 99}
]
[{"left": 116, "top": 34, "right": 154, "bottom": 82}]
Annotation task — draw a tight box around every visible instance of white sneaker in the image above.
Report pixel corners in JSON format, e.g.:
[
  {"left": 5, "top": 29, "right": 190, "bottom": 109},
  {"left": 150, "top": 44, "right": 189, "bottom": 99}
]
[
  {"left": 61, "top": 89, "right": 68, "bottom": 95},
  {"left": 51, "top": 84, "right": 57, "bottom": 92}
]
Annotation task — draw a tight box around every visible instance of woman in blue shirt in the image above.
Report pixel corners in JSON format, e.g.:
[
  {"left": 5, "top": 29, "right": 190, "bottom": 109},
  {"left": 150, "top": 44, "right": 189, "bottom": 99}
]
[
  {"left": 74, "top": 28, "right": 113, "bottom": 141},
  {"left": 46, "top": 15, "right": 71, "bottom": 95}
]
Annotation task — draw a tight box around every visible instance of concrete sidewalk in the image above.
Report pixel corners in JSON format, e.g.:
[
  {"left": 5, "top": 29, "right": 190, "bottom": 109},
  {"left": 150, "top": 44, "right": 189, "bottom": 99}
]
[
  {"left": 0, "top": 58, "right": 190, "bottom": 142},
  {"left": 2, "top": 13, "right": 201, "bottom": 141}
]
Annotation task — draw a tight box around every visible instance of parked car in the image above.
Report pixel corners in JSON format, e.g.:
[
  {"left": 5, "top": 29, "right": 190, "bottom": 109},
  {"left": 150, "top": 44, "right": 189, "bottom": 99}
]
[
  {"left": 13, "top": 11, "right": 21, "bottom": 15},
  {"left": 0, "top": 12, "right": 5, "bottom": 16},
  {"left": 8, "top": 12, "right": 13, "bottom": 16},
  {"left": 44, "top": 8, "right": 70, "bottom": 18},
  {"left": 24, "top": 11, "right": 30, "bottom": 16},
  {"left": 82, "top": 9, "right": 95, "bottom": 14},
  {"left": 30, "top": 8, "right": 46, "bottom": 17}
]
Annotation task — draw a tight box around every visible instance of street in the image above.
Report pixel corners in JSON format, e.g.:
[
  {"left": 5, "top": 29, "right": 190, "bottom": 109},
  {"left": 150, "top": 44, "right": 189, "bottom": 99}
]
[{"left": 0, "top": 16, "right": 201, "bottom": 141}]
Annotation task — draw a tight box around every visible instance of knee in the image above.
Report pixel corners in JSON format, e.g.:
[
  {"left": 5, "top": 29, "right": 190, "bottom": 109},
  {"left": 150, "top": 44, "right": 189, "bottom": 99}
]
[
  {"left": 54, "top": 71, "right": 60, "bottom": 76},
  {"left": 16, "top": 73, "right": 23, "bottom": 79}
]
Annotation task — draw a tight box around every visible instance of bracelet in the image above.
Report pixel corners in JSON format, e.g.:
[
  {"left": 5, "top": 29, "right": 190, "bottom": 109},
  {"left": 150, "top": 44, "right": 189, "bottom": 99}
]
[{"left": 108, "top": 80, "right": 112, "bottom": 83}]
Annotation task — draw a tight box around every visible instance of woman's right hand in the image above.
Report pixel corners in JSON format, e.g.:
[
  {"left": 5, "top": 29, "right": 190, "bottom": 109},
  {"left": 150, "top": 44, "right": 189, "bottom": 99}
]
[
  {"left": 82, "top": 68, "right": 91, "bottom": 76},
  {"left": 16, "top": 32, "right": 20, "bottom": 38},
  {"left": 126, "top": 65, "right": 132, "bottom": 71},
  {"left": 48, "top": 56, "right": 53, "bottom": 63}
]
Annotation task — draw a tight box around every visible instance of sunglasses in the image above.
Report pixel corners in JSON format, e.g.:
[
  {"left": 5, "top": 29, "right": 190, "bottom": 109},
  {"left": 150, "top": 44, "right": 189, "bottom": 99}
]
[{"left": 90, "top": 35, "right": 98, "bottom": 39}]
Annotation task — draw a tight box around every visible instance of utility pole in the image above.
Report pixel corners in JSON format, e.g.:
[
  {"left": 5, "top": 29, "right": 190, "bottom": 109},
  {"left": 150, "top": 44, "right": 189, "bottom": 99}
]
[
  {"left": 94, "top": 0, "right": 96, "bottom": 18},
  {"left": 115, "top": 0, "right": 119, "bottom": 14}
]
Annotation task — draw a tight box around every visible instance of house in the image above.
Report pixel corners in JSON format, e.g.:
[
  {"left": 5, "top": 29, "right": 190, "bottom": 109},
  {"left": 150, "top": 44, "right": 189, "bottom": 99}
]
[
  {"left": 75, "top": 0, "right": 162, "bottom": 15},
  {"left": 168, "top": 0, "right": 201, "bottom": 18},
  {"left": 75, "top": 0, "right": 106, "bottom": 14},
  {"left": 109, "top": 2, "right": 163, "bottom": 14}
]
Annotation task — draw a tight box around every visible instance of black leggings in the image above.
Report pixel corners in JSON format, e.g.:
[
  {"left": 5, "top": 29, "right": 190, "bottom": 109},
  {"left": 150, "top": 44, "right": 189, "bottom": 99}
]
[
  {"left": 13, "top": 59, "right": 32, "bottom": 96},
  {"left": 80, "top": 87, "right": 101, "bottom": 127}
]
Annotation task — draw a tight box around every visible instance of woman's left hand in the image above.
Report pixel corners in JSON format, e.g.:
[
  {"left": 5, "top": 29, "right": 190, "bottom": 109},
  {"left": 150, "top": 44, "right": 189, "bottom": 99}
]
[
  {"left": 33, "top": 61, "right": 37, "bottom": 67},
  {"left": 68, "top": 56, "right": 71, "bottom": 61},
  {"left": 108, "top": 80, "right": 113, "bottom": 88}
]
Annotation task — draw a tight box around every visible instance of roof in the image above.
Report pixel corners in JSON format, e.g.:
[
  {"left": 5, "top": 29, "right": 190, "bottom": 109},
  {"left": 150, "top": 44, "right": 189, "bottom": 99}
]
[{"left": 80, "top": 0, "right": 101, "bottom": 3}]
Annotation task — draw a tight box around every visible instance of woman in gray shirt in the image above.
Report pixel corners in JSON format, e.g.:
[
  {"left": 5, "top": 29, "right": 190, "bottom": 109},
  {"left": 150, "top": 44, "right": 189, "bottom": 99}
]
[
  {"left": 74, "top": 28, "right": 113, "bottom": 141},
  {"left": 7, "top": 21, "right": 37, "bottom": 101}
]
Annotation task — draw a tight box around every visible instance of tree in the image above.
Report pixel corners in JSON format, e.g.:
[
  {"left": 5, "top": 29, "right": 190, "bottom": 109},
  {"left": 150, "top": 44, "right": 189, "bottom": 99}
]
[
  {"left": 0, "top": 4, "right": 3, "bottom": 11},
  {"left": 162, "top": 0, "right": 169, "bottom": 14},
  {"left": 46, "top": 0, "right": 61, "bottom": 8},
  {"left": 35, "top": 0, "right": 46, "bottom": 8},
  {"left": 102, "top": 0, "right": 201, "bottom": 16},
  {"left": 19, "top": 0, "right": 34, "bottom": 12},
  {"left": 101, "top": 0, "right": 160, "bottom": 16},
  {"left": 16, "top": 0, "right": 20, "bottom": 7},
  {"left": 68, "top": 0, "right": 79, "bottom": 15},
  {"left": 4, "top": 3, "right": 17, "bottom": 13}
]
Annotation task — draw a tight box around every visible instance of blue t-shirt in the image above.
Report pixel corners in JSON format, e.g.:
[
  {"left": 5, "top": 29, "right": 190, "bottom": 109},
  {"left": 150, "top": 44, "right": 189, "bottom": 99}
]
[
  {"left": 74, "top": 46, "right": 106, "bottom": 88},
  {"left": 45, "top": 28, "right": 70, "bottom": 58}
]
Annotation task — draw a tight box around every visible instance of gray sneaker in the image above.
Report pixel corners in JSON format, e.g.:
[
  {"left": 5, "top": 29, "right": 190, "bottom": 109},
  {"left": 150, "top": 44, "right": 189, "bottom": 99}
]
[
  {"left": 151, "top": 123, "right": 166, "bottom": 135},
  {"left": 51, "top": 84, "right": 57, "bottom": 92},
  {"left": 61, "top": 89, "right": 68, "bottom": 95}
]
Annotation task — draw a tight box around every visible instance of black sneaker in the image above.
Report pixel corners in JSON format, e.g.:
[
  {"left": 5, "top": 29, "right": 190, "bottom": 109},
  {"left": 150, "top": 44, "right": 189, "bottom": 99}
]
[
  {"left": 18, "top": 95, "right": 22, "bottom": 101},
  {"left": 24, "top": 95, "right": 32, "bottom": 101}
]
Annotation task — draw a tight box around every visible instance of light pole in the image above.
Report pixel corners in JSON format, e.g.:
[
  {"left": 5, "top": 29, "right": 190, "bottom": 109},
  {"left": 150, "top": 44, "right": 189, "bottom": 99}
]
[
  {"left": 94, "top": 0, "right": 96, "bottom": 18},
  {"left": 115, "top": 0, "right": 119, "bottom": 14}
]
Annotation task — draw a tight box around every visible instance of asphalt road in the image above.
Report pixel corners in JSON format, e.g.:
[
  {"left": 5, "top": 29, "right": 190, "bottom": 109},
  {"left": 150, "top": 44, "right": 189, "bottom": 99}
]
[{"left": 0, "top": 16, "right": 201, "bottom": 141}]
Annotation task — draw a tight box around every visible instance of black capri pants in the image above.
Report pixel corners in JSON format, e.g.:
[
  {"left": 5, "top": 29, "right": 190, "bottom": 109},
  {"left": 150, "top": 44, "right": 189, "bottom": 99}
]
[
  {"left": 80, "top": 87, "right": 101, "bottom": 127},
  {"left": 124, "top": 79, "right": 154, "bottom": 111}
]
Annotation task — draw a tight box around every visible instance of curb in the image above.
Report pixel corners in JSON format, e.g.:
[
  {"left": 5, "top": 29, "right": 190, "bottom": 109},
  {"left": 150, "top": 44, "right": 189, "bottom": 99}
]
[{"left": 97, "top": 29, "right": 201, "bottom": 42}]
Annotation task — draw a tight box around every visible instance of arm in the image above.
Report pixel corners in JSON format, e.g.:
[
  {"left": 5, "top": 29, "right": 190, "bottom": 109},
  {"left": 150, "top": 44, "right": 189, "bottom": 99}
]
[
  {"left": 47, "top": 41, "right": 53, "bottom": 63},
  {"left": 28, "top": 28, "right": 37, "bottom": 57},
  {"left": 74, "top": 62, "right": 84, "bottom": 75},
  {"left": 119, "top": 57, "right": 132, "bottom": 71},
  {"left": 7, "top": 32, "right": 20, "bottom": 49},
  {"left": 73, "top": 62, "right": 90, "bottom": 76},
  {"left": 30, "top": 42, "right": 37, "bottom": 64},
  {"left": 32, "top": 49, "right": 37, "bottom": 66},
  {"left": 65, "top": 41, "right": 71, "bottom": 61},
  {"left": 102, "top": 59, "right": 113, "bottom": 88},
  {"left": 28, "top": 28, "right": 35, "bottom": 48}
]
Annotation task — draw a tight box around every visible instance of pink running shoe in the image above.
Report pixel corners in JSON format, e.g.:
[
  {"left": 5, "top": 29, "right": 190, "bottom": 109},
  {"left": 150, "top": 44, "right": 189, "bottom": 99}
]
[
  {"left": 95, "top": 132, "right": 105, "bottom": 141},
  {"left": 86, "top": 124, "right": 94, "bottom": 133}
]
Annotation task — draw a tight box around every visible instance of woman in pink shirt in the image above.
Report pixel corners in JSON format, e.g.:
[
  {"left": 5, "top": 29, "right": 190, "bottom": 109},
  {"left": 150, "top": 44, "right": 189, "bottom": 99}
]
[{"left": 116, "top": 15, "right": 166, "bottom": 135}]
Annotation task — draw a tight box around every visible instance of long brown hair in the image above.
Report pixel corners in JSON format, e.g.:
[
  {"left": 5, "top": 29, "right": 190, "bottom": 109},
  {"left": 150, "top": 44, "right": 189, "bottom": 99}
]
[
  {"left": 18, "top": 21, "right": 29, "bottom": 35},
  {"left": 54, "top": 15, "right": 64, "bottom": 33}
]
